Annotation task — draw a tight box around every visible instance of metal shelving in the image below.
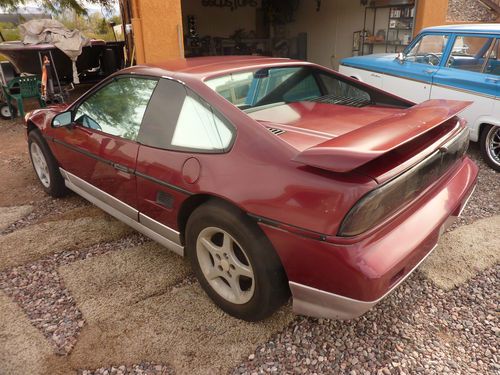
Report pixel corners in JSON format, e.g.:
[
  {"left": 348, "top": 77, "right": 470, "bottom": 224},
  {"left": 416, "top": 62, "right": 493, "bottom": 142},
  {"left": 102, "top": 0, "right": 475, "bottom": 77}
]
[{"left": 356, "top": 1, "right": 416, "bottom": 56}]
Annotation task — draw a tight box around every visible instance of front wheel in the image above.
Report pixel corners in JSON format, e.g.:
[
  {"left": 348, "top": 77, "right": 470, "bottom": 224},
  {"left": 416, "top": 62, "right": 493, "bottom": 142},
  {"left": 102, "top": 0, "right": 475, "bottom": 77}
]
[
  {"left": 480, "top": 124, "right": 500, "bottom": 171},
  {"left": 186, "top": 201, "right": 289, "bottom": 321},
  {"left": 28, "top": 130, "right": 68, "bottom": 197}
]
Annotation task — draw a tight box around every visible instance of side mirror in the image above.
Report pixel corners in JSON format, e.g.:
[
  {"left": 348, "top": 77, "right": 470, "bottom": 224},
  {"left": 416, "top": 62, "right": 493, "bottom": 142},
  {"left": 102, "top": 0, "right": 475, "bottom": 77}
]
[
  {"left": 396, "top": 52, "right": 406, "bottom": 64},
  {"left": 52, "top": 111, "right": 73, "bottom": 128}
]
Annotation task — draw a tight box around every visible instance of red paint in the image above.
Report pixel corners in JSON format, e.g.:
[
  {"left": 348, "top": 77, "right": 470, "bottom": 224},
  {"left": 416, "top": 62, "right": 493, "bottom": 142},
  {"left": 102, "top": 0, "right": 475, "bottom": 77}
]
[
  {"left": 25, "top": 56, "right": 479, "bottom": 304},
  {"left": 182, "top": 157, "right": 201, "bottom": 184},
  {"left": 261, "top": 158, "right": 478, "bottom": 301},
  {"left": 285, "top": 100, "right": 471, "bottom": 173}
]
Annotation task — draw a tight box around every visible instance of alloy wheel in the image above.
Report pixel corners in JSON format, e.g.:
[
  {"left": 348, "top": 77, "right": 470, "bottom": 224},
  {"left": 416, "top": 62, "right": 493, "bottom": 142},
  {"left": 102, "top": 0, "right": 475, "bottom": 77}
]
[
  {"left": 30, "top": 142, "right": 51, "bottom": 188},
  {"left": 486, "top": 125, "right": 500, "bottom": 167},
  {"left": 196, "top": 226, "right": 255, "bottom": 304}
]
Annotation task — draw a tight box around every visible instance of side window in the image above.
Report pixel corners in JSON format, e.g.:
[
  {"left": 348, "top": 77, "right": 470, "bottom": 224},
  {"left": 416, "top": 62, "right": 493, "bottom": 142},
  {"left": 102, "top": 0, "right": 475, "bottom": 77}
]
[
  {"left": 139, "top": 78, "right": 234, "bottom": 152},
  {"left": 484, "top": 39, "right": 500, "bottom": 76},
  {"left": 74, "top": 77, "right": 158, "bottom": 140},
  {"left": 447, "top": 35, "right": 495, "bottom": 72},
  {"left": 406, "top": 34, "right": 450, "bottom": 66}
]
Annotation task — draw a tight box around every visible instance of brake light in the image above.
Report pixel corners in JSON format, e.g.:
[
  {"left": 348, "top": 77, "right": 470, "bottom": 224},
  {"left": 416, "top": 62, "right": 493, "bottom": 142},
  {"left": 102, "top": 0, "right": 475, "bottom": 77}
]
[{"left": 337, "top": 128, "right": 469, "bottom": 237}]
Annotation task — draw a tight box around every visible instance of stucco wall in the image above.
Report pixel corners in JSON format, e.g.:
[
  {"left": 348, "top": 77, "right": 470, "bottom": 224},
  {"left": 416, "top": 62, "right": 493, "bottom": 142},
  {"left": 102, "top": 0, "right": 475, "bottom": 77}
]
[
  {"left": 414, "top": 0, "right": 448, "bottom": 34},
  {"left": 132, "top": 0, "right": 184, "bottom": 64}
]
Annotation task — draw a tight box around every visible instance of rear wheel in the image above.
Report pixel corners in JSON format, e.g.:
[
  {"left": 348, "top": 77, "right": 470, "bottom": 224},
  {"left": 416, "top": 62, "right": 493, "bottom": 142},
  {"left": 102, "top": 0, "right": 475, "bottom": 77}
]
[
  {"left": 28, "top": 130, "right": 68, "bottom": 197},
  {"left": 480, "top": 124, "right": 500, "bottom": 171},
  {"left": 186, "top": 201, "right": 289, "bottom": 321}
]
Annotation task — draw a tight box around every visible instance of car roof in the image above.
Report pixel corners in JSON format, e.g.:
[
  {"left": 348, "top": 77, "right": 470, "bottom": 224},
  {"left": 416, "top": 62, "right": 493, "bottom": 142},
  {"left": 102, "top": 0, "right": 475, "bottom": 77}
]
[
  {"left": 123, "top": 56, "right": 313, "bottom": 81},
  {"left": 421, "top": 23, "right": 500, "bottom": 34}
]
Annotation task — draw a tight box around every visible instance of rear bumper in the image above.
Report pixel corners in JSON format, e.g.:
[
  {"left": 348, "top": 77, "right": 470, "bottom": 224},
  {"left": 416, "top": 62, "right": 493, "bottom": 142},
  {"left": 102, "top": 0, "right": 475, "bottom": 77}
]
[
  {"left": 288, "top": 244, "right": 438, "bottom": 320},
  {"left": 259, "top": 157, "right": 478, "bottom": 320}
]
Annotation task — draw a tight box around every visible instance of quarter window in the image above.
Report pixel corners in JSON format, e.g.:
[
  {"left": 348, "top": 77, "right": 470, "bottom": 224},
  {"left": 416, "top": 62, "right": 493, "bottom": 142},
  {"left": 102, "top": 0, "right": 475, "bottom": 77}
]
[
  {"left": 171, "top": 93, "right": 233, "bottom": 150},
  {"left": 139, "top": 78, "right": 234, "bottom": 152},
  {"left": 406, "top": 34, "right": 450, "bottom": 66},
  {"left": 447, "top": 35, "right": 495, "bottom": 72},
  {"left": 74, "top": 77, "right": 158, "bottom": 141}
]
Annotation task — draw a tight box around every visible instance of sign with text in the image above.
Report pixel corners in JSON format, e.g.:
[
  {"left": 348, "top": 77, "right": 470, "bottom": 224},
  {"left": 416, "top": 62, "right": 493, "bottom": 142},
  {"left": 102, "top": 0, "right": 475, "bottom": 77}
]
[{"left": 201, "top": 0, "right": 259, "bottom": 11}]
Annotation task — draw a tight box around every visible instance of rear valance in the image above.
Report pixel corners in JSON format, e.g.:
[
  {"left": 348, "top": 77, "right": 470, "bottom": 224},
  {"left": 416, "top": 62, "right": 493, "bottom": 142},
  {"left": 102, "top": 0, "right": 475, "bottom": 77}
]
[{"left": 292, "top": 99, "right": 472, "bottom": 173}]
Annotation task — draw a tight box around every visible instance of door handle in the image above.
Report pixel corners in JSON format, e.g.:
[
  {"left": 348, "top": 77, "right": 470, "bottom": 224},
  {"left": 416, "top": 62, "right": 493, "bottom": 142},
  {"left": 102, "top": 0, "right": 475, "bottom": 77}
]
[
  {"left": 370, "top": 73, "right": 381, "bottom": 78},
  {"left": 424, "top": 68, "right": 436, "bottom": 74},
  {"left": 486, "top": 77, "right": 500, "bottom": 83},
  {"left": 113, "top": 163, "right": 132, "bottom": 174}
]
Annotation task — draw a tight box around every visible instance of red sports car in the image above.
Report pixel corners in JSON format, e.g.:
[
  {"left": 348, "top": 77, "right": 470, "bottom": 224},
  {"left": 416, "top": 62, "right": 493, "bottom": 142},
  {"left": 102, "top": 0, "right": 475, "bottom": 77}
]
[{"left": 25, "top": 56, "right": 478, "bottom": 321}]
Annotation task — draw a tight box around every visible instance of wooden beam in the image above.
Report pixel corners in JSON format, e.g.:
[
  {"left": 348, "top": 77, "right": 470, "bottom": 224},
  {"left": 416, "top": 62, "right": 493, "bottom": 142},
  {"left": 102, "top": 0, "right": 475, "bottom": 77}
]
[{"left": 478, "top": 0, "right": 500, "bottom": 15}]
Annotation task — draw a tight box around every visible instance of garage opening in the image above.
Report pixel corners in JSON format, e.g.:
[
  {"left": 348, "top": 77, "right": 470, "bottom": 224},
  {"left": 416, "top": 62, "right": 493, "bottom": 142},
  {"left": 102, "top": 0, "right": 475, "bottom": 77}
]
[{"left": 180, "top": 0, "right": 416, "bottom": 69}]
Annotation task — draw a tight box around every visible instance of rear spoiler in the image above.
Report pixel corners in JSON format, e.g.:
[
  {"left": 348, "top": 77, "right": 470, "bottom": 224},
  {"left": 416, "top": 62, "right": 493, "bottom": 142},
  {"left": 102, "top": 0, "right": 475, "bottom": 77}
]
[{"left": 292, "top": 99, "right": 472, "bottom": 173}]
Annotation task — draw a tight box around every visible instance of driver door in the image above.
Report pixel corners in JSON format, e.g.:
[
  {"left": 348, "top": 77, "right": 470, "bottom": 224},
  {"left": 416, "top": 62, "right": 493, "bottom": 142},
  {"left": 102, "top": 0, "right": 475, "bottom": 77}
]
[
  {"left": 52, "top": 76, "right": 158, "bottom": 210},
  {"left": 383, "top": 33, "right": 451, "bottom": 103}
]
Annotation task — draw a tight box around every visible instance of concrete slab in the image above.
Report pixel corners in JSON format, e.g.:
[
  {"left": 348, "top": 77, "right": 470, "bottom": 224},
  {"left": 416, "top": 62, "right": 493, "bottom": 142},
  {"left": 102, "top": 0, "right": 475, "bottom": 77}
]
[
  {"left": 420, "top": 215, "right": 500, "bottom": 290},
  {"left": 59, "top": 242, "right": 192, "bottom": 320},
  {"left": 0, "top": 216, "right": 132, "bottom": 271},
  {"left": 0, "top": 291, "right": 70, "bottom": 375},
  {"left": 60, "top": 244, "right": 293, "bottom": 374},
  {"left": 0, "top": 205, "right": 33, "bottom": 231}
]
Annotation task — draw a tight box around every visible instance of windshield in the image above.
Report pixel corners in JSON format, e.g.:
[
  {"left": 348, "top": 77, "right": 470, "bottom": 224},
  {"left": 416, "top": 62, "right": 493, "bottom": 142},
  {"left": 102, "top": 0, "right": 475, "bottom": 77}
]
[{"left": 205, "top": 66, "right": 372, "bottom": 111}]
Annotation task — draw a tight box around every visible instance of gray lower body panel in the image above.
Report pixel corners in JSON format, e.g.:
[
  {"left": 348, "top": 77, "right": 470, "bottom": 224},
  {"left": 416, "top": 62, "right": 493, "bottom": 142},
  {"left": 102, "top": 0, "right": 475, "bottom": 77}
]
[
  {"left": 60, "top": 168, "right": 184, "bottom": 256},
  {"left": 290, "top": 243, "right": 439, "bottom": 320}
]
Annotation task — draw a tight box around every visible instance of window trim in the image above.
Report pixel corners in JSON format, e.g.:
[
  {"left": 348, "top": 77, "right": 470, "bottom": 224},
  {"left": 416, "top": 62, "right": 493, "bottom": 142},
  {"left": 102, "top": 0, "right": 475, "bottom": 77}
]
[{"left": 138, "top": 77, "right": 237, "bottom": 154}]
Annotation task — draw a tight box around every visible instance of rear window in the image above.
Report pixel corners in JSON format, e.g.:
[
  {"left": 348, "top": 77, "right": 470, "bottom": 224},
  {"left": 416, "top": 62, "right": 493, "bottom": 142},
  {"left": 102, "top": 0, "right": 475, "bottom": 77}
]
[{"left": 204, "top": 66, "right": 373, "bottom": 111}]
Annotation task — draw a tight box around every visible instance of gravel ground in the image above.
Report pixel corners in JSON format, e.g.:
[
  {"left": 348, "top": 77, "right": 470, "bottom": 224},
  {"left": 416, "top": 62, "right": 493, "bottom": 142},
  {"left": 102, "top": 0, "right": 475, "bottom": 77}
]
[
  {"left": 232, "top": 266, "right": 499, "bottom": 375},
  {"left": 447, "top": 0, "right": 497, "bottom": 22},
  {"left": 448, "top": 143, "right": 499, "bottom": 230},
  {"left": 78, "top": 362, "right": 174, "bottom": 375},
  {"left": 0, "top": 195, "right": 89, "bottom": 235},
  {"left": 0, "top": 234, "right": 147, "bottom": 355}
]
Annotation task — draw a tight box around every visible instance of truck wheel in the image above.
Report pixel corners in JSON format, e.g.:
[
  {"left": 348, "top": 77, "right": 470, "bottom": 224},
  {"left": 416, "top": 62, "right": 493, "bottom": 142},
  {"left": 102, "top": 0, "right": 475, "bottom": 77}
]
[{"left": 480, "top": 124, "right": 500, "bottom": 171}]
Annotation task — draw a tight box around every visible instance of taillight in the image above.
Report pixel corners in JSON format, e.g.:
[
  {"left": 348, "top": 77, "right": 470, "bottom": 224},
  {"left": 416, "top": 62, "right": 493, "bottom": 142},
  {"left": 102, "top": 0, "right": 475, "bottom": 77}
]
[{"left": 338, "top": 128, "right": 469, "bottom": 237}]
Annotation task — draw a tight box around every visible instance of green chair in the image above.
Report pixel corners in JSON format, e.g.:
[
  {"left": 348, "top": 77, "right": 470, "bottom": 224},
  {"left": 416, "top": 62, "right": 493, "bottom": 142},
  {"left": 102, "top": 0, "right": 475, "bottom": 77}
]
[{"left": 2, "top": 76, "right": 46, "bottom": 118}]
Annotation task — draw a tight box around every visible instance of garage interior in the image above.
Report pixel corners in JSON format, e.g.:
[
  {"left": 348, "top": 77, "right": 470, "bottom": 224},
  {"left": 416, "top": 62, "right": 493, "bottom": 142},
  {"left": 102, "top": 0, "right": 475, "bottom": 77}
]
[{"left": 180, "top": 0, "right": 417, "bottom": 69}]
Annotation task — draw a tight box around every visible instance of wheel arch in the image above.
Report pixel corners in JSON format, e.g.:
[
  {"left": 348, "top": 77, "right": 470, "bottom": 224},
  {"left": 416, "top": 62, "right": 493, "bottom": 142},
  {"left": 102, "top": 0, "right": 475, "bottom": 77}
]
[
  {"left": 471, "top": 116, "right": 500, "bottom": 142},
  {"left": 26, "top": 120, "right": 39, "bottom": 134},
  {"left": 177, "top": 193, "right": 248, "bottom": 246}
]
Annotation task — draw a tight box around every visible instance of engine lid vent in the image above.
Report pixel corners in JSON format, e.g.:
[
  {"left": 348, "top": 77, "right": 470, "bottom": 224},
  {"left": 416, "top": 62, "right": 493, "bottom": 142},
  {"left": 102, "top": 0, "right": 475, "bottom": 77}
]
[{"left": 267, "top": 127, "right": 286, "bottom": 136}]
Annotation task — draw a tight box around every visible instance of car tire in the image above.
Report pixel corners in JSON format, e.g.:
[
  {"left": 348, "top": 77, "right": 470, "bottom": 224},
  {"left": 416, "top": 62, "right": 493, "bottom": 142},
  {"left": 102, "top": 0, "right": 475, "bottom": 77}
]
[
  {"left": 480, "top": 124, "right": 500, "bottom": 172},
  {"left": 185, "top": 200, "right": 290, "bottom": 321},
  {"left": 0, "top": 102, "right": 16, "bottom": 120},
  {"left": 28, "top": 130, "right": 68, "bottom": 197}
]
